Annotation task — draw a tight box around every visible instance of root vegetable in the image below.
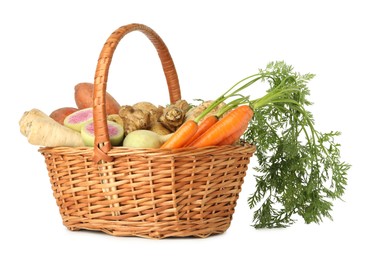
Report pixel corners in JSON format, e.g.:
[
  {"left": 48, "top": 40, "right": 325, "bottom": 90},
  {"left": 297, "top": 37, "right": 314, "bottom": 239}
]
[
  {"left": 49, "top": 107, "right": 78, "bottom": 125},
  {"left": 160, "top": 120, "right": 198, "bottom": 149},
  {"left": 81, "top": 120, "right": 124, "bottom": 147},
  {"left": 64, "top": 107, "right": 93, "bottom": 131},
  {"left": 131, "top": 102, "right": 170, "bottom": 134},
  {"left": 159, "top": 107, "right": 183, "bottom": 132},
  {"left": 184, "top": 115, "right": 219, "bottom": 147},
  {"left": 186, "top": 100, "right": 225, "bottom": 123},
  {"left": 123, "top": 130, "right": 172, "bottom": 148},
  {"left": 132, "top": 102, "right": 158, "bottom": 110},
  {"left": 107, "top": 114, "right": 124, "bottom": 128},
  {"left": 217, "top": 118, "right": 249, "bottom": 145},
  {"left": 150, "top": 122, "right": 172, "bottom": 135},
  {"left": 19, "top": 108, "right": 49, "bottom": 136},
  {"left": 74, "top": 82, "right": 121, "bottom": 114},
  {"left": 189, "top": 105, "right": 253, "bottom": 148},
  {"left": 119, "top": 101, "right": 189, "bottom": 135},
  {"left": 132, "top": 102, "right": 164, "bottom": 126},
  {"left": 119, "top": 105, "right": 151, "bottom": 135},
  {"left": 159, "top": 100, "right": 190, "bottom": 132},
  {"left": 19, "top": 109, "right": 84, "bottom": 147},
  {"left": 172, "top": 99, "right": 191, "bottom": 112}
]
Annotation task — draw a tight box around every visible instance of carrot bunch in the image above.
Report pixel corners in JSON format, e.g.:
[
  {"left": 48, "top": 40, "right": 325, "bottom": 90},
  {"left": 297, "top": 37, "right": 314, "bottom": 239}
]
[
  {"left": 161, "top": 65, "right": 309, "bottom": 150},
  {"left": 161, "top": 104, "right": 253, "bottom": 149},
  {"left": 161, "top": 76, "right": 261, "bottom": 149}
]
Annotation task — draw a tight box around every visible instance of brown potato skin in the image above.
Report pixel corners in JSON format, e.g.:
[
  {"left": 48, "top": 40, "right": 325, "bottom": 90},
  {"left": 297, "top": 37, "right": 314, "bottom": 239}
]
[
  {"left": 74, "top": 82, "right": 121, "bottom": 115},
  {"left": 49, "top": 107, "right": 78, "bottom": 125}
]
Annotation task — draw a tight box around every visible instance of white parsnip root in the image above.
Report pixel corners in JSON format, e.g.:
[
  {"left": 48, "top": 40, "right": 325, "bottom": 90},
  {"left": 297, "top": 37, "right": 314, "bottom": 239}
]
[{"left": 19, "top": 108, "right": 84, "bottom": 147}]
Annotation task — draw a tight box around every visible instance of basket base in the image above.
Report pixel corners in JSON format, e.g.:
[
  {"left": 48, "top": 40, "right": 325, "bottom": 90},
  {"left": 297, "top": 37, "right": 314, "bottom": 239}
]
[{"left": 64, "top": 217, "right": 232, "bottom": 239}]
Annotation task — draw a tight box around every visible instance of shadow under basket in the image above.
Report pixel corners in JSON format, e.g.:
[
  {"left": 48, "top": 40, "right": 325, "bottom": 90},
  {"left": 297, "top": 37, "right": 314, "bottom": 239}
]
[
  {"left": 37, "top": 23, "right": 256, "bottom": 238},
  {"left": 39, "top": 144, "right": 255, "bottom": 239}
]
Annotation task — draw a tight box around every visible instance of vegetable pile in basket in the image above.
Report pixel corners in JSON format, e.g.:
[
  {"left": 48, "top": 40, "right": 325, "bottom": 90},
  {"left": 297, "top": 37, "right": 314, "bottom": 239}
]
[{"left": 19, "top": 61, "right": 350, "bottom": 228}]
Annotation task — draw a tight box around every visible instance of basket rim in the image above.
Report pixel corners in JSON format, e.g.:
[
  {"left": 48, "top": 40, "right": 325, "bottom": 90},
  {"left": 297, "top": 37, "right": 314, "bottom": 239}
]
[{"left": 39, "top": 143, "right": 256, "bottom": 157}]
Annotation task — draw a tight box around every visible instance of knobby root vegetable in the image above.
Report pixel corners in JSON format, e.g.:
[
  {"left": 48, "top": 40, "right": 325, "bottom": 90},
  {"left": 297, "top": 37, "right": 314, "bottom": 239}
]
[
  {"left": 119, "top": 105, "right": 151, "bottom": 135},
  {"left": 159, "top": 100, "right": 190, "bottom": 132},
  {"left": 19, "top": 108, "right": 84, "bottom": 147},
  {"left": 132, "top": 102, "right": 164, "bottom": 125},
  {"left": 119, "top": 102, "right": 169, "bottom": 135},
  {"left": 119, "top": 101, "right": 189, "bottom": 135},
  {"left": 159, "top": 106, "right": 184, "bottom": 132},
  {"left": 131, "top": 102, "right": 169, "bottom": 134},
  {"left": 171, "top": 99, "right": 190, "bottom": 112}
]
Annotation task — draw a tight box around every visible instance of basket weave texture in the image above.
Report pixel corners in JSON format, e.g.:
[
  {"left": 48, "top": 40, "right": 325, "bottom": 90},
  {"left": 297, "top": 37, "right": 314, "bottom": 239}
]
[{"left": 39, "top": 23, "right": 255, "bottom": 239}]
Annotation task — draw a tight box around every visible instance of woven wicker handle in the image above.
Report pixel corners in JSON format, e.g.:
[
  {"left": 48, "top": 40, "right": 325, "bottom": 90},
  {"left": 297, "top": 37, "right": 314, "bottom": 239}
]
[{"left": 92, "top": 23, "right": 181, "bottom": 163}]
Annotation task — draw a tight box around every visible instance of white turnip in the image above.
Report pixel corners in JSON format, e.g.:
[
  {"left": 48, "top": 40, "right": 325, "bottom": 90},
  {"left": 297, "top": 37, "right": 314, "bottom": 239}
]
[{"left": 123, "top": 130, "right": 172, "bottom": 148}]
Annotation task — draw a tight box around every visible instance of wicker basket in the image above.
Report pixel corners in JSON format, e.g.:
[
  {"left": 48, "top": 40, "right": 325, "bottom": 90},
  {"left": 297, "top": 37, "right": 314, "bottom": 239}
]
[{"left": 39, "top": 23, "right": 256, "bottom": 239}]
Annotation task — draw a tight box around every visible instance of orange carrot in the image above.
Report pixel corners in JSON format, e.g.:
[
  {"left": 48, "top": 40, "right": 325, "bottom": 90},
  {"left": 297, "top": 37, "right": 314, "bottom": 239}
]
[
  {"left": 160, "top": 120, "right": 198, "bottom": 149},
  {"left": 189, "top": 105, "right": 253, "bottom": 148},
  {"left": 184, "top": 115, "right": 219, "bottom": 147},
  {"left": 217, "top": 119, "right": 249, "bottom": 145}
]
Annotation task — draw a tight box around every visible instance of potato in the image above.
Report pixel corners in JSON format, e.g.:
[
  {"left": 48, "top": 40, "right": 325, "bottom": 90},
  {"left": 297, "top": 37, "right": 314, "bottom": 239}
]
[{"left": 74, "top": 82, "right": 121, "bottom": 115}]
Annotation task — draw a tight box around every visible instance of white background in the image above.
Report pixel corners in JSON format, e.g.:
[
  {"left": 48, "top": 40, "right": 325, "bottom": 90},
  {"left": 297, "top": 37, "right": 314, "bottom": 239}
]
[{"left": 1, "top": 0, "right": 369, "bottom": 259}]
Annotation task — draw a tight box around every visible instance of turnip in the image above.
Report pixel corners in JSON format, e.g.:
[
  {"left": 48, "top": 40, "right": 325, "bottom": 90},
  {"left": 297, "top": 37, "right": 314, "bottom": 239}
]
[
  {"left": 123, "top": 130, "right": 172, "bottom": 148},
  {"left": 81, "top": 120, "right": 124, "bottom": 147},
  {"left": 64, "top": 107, "right": 93, "bottom": 131}
]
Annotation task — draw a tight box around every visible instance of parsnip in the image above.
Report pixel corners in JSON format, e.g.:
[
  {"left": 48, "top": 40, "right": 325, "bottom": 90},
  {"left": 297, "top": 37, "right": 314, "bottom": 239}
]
[
  {"left": 19, "top": 109, "right": 84, "bottom": 147},
  {"left": 19, "top": 109, "right": 49, "bottom": 136}
]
